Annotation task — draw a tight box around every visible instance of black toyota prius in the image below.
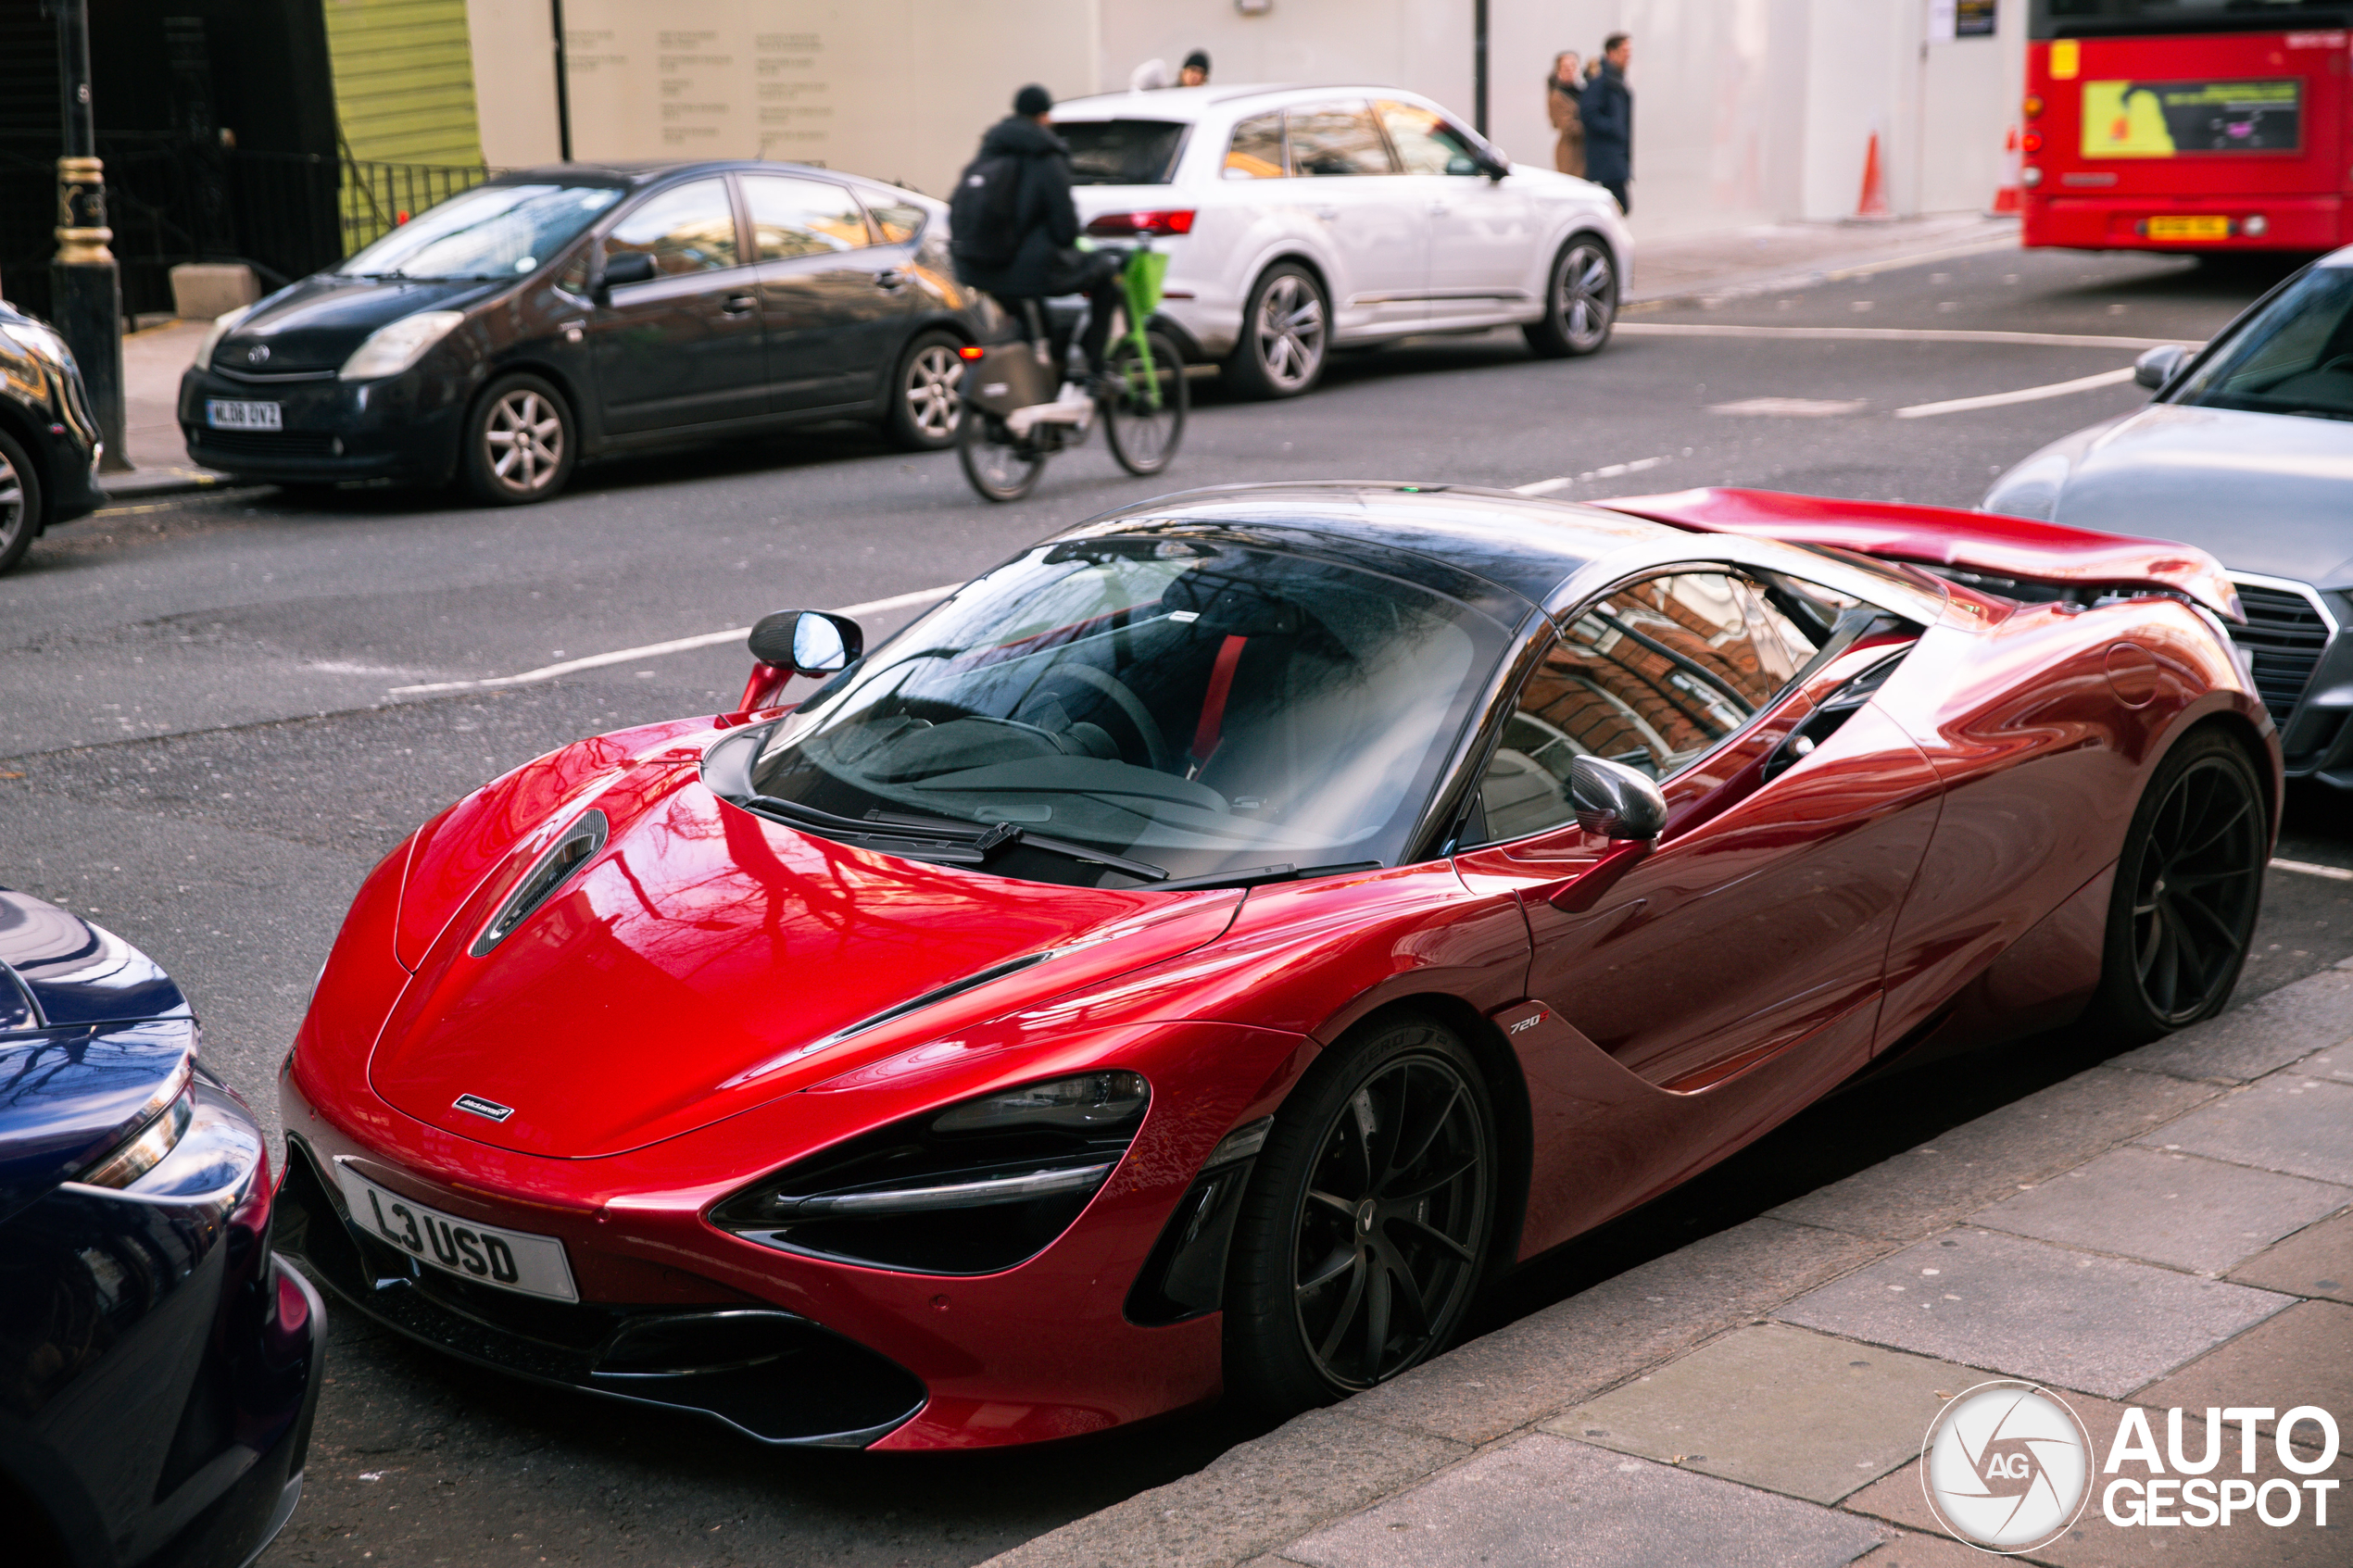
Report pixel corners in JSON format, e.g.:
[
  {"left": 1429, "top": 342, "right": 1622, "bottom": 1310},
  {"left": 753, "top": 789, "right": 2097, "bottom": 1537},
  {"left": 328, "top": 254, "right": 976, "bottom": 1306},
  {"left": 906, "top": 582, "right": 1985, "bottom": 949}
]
[{"left": 179, "top": 161, "right": 987, "bottom": 504}]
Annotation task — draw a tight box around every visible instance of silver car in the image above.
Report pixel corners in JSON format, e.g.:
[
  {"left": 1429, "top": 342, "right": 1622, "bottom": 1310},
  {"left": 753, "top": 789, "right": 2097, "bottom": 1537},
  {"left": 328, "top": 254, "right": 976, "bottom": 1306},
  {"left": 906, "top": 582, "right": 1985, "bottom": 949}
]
[{"left": 1985, "top": 249, "right": 2353, "bottom": 791}]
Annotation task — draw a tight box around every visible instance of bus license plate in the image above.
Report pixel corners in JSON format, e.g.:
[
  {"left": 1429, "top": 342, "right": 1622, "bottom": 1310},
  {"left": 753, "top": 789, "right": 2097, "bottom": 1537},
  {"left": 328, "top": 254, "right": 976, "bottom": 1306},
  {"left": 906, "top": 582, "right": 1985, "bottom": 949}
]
[
  {"left": 2145, "top": 216, "right": 2231, "bottom": 242},
  {"left": 333, "top": 1162, "right": 579, "bottom": 1301},
  {"left": 206, "top": 399, "right": 282, "bottom": 430}
]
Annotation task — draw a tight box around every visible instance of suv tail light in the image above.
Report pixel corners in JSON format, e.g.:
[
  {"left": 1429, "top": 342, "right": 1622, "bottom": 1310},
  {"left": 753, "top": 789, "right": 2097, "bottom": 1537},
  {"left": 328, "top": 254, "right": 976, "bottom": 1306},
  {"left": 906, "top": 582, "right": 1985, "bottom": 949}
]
[{"left": 1086, "top": 209, "right": 1195, "bottom": 237}]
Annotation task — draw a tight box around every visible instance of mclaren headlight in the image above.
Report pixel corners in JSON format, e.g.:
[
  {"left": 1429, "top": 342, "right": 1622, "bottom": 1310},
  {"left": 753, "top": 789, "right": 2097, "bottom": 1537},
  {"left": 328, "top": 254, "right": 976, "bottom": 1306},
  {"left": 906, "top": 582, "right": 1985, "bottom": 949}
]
[
  {"left": 338, "top": 310, "right": 464, "bottom": 382},
  {"left": 711, "top": 1071, "right": 1149, "bottom": 1274}
]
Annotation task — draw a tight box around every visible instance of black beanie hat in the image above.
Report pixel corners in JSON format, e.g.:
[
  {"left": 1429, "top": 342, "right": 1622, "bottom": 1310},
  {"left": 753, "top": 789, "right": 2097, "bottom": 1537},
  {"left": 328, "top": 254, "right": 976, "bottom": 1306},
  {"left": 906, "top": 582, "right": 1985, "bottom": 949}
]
[
  {"left": 1183, "top": 50, "right": 1210, "bottom": 73},
  {"left": 1014, "top": 83, "right": 1053, "bottom": 117}
]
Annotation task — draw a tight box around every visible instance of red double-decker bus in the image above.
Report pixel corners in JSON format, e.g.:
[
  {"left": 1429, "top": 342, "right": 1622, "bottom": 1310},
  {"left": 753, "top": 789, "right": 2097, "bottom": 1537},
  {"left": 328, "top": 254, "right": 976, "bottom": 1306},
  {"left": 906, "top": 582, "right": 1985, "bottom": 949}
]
[{"left": 2024, "top": 1, "right": 2352, "bottom": 252}]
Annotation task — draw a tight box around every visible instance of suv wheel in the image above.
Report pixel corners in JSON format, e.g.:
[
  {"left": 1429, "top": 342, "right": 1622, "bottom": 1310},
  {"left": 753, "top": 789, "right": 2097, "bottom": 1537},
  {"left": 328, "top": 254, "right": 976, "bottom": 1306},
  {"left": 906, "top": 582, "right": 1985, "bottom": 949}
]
[
  {"left": 1227, "top": 263, "right": 1329, "bottom": 399},
  {"left": 1524, "top": 234, "right": 1617, "bottom": 358}
]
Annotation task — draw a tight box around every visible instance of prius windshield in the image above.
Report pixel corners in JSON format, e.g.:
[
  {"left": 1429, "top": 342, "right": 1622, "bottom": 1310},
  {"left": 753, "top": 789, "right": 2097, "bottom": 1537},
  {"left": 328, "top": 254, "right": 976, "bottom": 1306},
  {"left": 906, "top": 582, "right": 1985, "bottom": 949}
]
[
  {"left": 749, "top": 536, "right": 1511, "bottom": 887},
  {"left": 337, "top": 183, "right": 623, "bottom": 281}
]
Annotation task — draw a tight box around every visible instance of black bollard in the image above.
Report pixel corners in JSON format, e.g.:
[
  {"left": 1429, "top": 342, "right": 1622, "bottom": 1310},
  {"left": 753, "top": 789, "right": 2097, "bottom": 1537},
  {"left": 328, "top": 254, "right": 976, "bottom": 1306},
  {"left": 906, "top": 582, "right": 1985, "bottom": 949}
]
[{"left": 49, "top": 0, "right": 129, "bottom": 472}]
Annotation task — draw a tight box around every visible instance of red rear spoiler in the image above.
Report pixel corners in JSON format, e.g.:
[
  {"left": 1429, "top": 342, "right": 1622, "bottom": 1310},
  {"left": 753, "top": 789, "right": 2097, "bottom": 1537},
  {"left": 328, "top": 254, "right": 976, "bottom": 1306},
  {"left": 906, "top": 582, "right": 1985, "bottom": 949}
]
[{"left": 1589, "top": 488, "right": 2243, "bottom": 623}]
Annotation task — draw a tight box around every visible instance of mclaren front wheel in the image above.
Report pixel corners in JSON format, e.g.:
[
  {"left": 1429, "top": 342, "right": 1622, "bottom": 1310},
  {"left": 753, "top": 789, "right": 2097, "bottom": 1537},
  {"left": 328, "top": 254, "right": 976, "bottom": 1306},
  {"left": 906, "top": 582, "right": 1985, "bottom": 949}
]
[{"left": 1224, "top": 1012, "right": 1496, "bottom": 1415}]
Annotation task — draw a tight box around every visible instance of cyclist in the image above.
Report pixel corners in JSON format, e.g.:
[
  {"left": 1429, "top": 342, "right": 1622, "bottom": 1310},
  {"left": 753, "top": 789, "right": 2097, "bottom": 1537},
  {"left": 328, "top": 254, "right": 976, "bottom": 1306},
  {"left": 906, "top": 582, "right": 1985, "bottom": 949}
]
[{"left": 950, "top": 84, "right": 1126, "bottom": 390}]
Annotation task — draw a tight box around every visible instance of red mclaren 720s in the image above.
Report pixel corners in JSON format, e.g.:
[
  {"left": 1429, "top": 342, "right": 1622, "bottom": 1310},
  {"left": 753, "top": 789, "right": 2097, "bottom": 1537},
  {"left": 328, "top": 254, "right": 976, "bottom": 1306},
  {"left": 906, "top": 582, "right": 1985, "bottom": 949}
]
[{"left": 274, "top": 483, "right": 2279, "bottom": 1451}]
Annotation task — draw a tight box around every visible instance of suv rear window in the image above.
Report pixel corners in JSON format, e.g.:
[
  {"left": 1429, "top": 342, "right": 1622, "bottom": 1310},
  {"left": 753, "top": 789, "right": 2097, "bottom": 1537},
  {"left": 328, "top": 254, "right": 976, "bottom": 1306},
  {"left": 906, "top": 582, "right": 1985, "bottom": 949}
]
[{"left": 1061, "top": 120, "right": 1188, "bottom": 185}]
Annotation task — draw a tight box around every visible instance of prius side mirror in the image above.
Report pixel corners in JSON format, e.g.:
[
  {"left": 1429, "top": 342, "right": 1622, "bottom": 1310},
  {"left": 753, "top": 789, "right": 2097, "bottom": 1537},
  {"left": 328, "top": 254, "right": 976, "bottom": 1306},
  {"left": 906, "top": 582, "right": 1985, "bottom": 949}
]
[
  {"left": 2134, "top": 343, "right": 2187, "bottom": 391},
  {"left": 749, "top": 609, "right": 863, "bottom": 676},
  {"left": 1570, "top": 755, "right": 1667, "bottom": 841},
  {"left": 597, "top": 249, "right": 658, "bottom": 302}
]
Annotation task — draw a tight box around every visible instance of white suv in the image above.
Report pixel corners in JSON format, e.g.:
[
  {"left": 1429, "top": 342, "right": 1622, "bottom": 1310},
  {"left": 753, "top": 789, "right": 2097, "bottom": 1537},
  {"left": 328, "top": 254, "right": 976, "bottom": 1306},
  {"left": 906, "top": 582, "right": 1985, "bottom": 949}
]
[{"left": 1051, "top": 84, "right": 1633, "bottom": 398}]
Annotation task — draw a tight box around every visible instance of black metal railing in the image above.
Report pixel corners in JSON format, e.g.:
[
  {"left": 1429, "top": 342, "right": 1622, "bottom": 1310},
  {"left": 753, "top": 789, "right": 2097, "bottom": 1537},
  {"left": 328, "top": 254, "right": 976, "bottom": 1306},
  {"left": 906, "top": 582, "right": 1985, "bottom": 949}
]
[{"left": 0, "top": 132, "right": 497, "bottom": 320}]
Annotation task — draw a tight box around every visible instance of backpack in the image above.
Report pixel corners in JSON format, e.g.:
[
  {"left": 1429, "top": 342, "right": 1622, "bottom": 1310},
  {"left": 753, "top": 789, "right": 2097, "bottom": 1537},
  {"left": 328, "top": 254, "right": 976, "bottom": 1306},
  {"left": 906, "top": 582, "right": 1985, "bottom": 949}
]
[{"left": 949, "top": 149, "right": 1026, "bottom": 270}]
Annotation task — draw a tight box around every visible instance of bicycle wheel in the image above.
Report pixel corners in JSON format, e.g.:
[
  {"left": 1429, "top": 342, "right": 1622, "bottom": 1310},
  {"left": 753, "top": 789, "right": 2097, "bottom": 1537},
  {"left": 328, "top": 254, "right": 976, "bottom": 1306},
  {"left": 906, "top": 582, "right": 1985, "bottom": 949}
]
[
  {"left": 958, "top": 411, "right": 1045, "bottom": 502},
  {"left": 1103, "top": 330, "right": 1188, "bottom": 477}
]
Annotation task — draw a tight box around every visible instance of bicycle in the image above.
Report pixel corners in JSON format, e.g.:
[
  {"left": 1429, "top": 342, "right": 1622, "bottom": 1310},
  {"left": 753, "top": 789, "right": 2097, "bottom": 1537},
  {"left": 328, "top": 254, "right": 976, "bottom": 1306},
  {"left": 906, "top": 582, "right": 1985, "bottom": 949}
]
[{"left": 958, "top": 244, "right": 1188, "bottom": 502}]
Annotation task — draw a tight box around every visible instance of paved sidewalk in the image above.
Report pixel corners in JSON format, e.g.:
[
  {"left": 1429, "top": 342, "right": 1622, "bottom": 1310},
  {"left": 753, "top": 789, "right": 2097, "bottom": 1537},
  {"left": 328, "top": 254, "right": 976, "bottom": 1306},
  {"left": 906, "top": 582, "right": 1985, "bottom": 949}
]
[
  {"left": 988, "top": 961, "right": 2353, "bottom": 1568},
  {"left": 85, "top": 216, "right": 2019, "bottom": 504}
]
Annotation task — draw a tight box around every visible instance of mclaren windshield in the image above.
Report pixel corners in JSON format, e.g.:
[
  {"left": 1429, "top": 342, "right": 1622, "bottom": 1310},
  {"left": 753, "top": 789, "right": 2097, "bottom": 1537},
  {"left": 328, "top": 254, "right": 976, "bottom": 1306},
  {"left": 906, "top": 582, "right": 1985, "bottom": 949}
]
[{"left": 747, "top": 535, "right": 1513, "bottom": 888}]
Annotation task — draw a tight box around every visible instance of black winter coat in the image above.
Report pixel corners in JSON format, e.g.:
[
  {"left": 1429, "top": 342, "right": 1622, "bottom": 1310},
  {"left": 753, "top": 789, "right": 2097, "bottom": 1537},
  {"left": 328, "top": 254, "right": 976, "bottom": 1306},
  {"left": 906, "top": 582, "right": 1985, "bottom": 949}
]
[
  {"left": 1582, "top": 64, "right": 1632, "bottom": 186},
  {"left": 954, "top": 115, "right": 1079, "bottom": 298}
]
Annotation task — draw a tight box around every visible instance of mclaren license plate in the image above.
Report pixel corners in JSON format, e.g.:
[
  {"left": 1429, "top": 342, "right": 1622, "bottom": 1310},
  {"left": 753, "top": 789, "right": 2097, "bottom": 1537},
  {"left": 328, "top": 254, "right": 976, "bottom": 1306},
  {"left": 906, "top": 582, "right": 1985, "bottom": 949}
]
[
  {"left": 205, "top": 398, "right": 282, "bottom": 430},
  {"left": 333, "top": 1162, "right": 578, "bottom": 1301},
  {"left": 2145, "top": 215, "right": 2231, "bottom": 241}
]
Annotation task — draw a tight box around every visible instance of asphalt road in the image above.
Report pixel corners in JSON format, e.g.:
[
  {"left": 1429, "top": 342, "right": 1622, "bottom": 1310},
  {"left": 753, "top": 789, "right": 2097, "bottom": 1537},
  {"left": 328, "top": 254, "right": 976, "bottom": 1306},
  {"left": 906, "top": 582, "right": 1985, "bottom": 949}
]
[{"left": 4, "top": 240, "right": 2349, "bottom": 1568}]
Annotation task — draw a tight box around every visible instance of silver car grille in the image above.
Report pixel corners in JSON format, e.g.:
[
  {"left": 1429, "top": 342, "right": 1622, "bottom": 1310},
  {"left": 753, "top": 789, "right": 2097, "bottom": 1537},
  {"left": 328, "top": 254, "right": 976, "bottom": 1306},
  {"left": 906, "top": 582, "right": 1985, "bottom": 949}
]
[{"left": 2228, "top": 575, "right": 2337, "bottom": 733}]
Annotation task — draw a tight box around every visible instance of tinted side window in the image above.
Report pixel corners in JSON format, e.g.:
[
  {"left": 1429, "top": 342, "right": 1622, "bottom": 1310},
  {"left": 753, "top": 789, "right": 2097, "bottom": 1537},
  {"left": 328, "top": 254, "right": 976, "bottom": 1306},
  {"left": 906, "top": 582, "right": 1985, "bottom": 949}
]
[
  {"left": 1376, "top": 100, "right": 1486, "bottom": 176},
  {"left": 863, "top": 195, "right": 926, "bottom": 245},
  {"left": 743, "top": 175, "right": 872, "bottom": 260},
  {"left": 1226, "top": 112, "right": 1287, "bottom": 180},
  {"left": 605, "top": 179, "right": 742, "bottom": 276},
  {"left": 1062, "top": 119, "right": 1187, "bottom": 184},
  {"left": 1472, "top": 571, "right": 1821, "bottom": 842},
  {"left": 1286, "top": 103, "right": 1396, "bottom": 176}
]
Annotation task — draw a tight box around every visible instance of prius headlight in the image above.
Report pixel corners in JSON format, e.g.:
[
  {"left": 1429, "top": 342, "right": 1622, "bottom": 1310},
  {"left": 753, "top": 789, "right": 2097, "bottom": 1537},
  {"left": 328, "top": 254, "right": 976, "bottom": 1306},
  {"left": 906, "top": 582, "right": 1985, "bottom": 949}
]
[
  {"left": 711, "top": 1071, "right": 1149, "bottom": 1274},
  {"left": 338, "top": 310, "right": 465, "bottom": 382}
]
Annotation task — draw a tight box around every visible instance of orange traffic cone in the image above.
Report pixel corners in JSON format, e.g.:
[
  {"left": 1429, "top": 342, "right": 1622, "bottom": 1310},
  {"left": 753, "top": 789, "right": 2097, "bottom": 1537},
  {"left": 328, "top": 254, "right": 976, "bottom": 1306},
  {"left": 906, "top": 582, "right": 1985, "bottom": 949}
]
[
  {"left": 1990, "top": 124, "right": 2022, "bottom": 214},
  {"left": 1856, "top": 131, "right": 1891, "bottom": 220}
]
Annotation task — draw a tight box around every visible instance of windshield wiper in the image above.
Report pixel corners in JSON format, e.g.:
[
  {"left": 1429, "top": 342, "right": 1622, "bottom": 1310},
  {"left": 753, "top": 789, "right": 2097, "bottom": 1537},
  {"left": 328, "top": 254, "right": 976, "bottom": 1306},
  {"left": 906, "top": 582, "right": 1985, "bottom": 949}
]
[
  {"left": 749, "top": 796, "right": 1168, "bottom": 881},
  {"left": 1147, "top": 860, "right": 1383, "bottom": 893}
]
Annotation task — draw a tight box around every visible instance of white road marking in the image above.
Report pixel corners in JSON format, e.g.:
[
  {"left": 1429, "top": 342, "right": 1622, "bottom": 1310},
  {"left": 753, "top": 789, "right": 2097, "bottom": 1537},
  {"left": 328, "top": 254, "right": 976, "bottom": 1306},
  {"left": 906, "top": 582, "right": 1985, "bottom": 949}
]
[
  {"left": 1894, "top": 366, "right": 2136, "bottom": 420},
  {"left": 1512, "top": 457, "right": 1671, "bottom": 496},
  {"left": 1616, "top": 322, "right": 2191, "bottom": 351},
  {"left": 1710, "top": 397, "right": 1869, "bottom": 417},
  {"left": 385, "top": 583, "right": 960, "bottom": 696},
  {"left": 2272, "top": 857, "right": 2353, "bottom": 883}
]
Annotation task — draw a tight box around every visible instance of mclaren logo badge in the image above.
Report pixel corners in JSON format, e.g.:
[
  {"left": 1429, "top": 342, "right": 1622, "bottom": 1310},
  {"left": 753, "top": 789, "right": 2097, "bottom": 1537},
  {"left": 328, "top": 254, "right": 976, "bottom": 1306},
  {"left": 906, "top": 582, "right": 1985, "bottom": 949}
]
[{"left": 452, "top": 1093, "right": 515, "bottom": 1123}]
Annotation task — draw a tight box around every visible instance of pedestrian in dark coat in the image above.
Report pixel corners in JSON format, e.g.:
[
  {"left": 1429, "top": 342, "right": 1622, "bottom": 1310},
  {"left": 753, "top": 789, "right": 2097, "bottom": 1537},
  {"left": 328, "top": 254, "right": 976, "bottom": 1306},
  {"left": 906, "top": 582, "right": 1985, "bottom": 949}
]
[
  {"left": 1583, "top": 33, "right": 1634, "bottom": 214},
  {"left": 1547, "top": 52, "right": 1585, "bottom": 177},
  {"left": 953, "top": 84, "right": 1125, "bottom": 376}
]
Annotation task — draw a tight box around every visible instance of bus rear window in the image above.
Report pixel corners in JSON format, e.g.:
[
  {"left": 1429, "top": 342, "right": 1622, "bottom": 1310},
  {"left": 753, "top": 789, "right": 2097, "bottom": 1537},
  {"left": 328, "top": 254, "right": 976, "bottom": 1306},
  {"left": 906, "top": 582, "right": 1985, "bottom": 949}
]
[
  {"left": 2033, "top": 1, "right": 2350, "bottom": 38},
  {"left": 1061, "top": 120, "right": 1188, "bottom": 185}
]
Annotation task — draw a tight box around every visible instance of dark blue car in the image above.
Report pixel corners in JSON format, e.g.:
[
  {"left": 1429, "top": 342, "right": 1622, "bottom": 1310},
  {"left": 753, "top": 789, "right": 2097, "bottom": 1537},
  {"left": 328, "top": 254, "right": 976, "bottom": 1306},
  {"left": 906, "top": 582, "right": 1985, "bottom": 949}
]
[{"left": 1, "top": 888, "right": 323, "bottom": 1567}]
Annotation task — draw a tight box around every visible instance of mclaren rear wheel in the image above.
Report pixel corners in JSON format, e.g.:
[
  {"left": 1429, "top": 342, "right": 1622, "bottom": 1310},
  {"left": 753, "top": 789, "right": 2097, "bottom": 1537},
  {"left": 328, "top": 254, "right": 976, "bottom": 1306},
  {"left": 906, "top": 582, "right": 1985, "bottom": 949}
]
[
  {"left": 1224, "top": 1012, "right": 1496, "bottom": 1414},
  {"left": 2084, "top": 727, "right": 2268, "bottom": 1043}
]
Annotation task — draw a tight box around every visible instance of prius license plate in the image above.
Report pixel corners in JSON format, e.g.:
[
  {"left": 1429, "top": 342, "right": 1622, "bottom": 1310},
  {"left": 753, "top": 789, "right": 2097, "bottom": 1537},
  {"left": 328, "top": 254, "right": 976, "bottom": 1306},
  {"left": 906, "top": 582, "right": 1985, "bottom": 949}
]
[
  {"left": 206, "top": 398, "right": 282, "bottom": 430},
  {"left": 2145, "top": 215, "right": 2231, "bottom": 241},
  {"left": 333, "top": 1163, "right": 578, "bottom": 1301}
]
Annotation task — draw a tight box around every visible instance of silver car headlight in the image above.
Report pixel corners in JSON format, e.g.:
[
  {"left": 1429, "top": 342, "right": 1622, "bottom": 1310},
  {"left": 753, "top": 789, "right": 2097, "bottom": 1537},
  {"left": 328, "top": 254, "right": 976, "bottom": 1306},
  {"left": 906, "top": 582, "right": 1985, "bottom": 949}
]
[
  {"left": 191, "top": 305, "right": 253, "bottom": 372},
  {"left": 338, "top": 310, "right": 465, "bottom": 382}
]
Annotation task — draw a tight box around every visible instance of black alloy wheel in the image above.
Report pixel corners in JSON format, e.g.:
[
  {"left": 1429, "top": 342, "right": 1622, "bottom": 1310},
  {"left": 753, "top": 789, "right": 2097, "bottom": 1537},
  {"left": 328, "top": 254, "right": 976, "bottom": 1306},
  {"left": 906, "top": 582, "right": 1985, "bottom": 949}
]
[
  {"left": 1523, "top": 233, "right": 1617, "bottom": 358},
  {"left": 957, "top": 411, "right": 1044, "bottom": 503},
  {"left": 462, "top": 371, "right": 576, "bottom": 505},
  {"left": 1102, "top": 329, "right": 1188, "bottom": 476},
  {"left": 1226, "top": 1014, "right": 1495, "bottom": 1411},
  {"left": 0, "top": 429, "right": 40, "bottom": 575},
  {"left": 885, "top": 330, "right": 967, "bottom": 451},
  {"left": 2088, "top": 728, "right": 2268, "bottom": 1041},
  {"left": 1227, "top": 262, "right": 1328, "bottom": 399}
]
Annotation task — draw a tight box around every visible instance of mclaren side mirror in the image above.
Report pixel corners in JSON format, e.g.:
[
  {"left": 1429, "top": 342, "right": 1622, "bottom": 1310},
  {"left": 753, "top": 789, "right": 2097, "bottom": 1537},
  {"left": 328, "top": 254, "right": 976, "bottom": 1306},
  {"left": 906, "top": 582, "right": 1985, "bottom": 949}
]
[
  {"left": 1569, "top": 755, "right": 1667, "bottom": 841},
  {"left": 597, "top": 249, "right": 658, "bottom": 303},
  {"left": 2133, "top": 343, "right": 2186, "bottom": 391},
  {"left": 749, "top": 609, "right": 863, "bottom": 677}
]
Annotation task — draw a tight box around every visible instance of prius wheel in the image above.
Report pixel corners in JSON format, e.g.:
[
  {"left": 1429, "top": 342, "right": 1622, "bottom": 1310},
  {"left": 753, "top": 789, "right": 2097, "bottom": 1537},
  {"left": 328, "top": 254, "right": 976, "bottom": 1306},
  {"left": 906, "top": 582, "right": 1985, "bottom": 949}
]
[
  {"left": 0, "top": 430, "right": 41, "bottom": 576},
  {"left": 1524, "top": 233, "right": 1617, "bottom": 358},
  {"left": 886, "top": 330, "right": 966, "bottom": 451},
  {"left": 1226, "top": 1014, "right": 1495, "bottom": 1412},
  {"left": 463, "top": 372, "right": 575, "bottom": 505},
  {"left": 2087, "top": 728, "right": 2268, "bottom": 1042},
  {"left": 1227, "top": 263, "right": 1327, "bottom": 399}
]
